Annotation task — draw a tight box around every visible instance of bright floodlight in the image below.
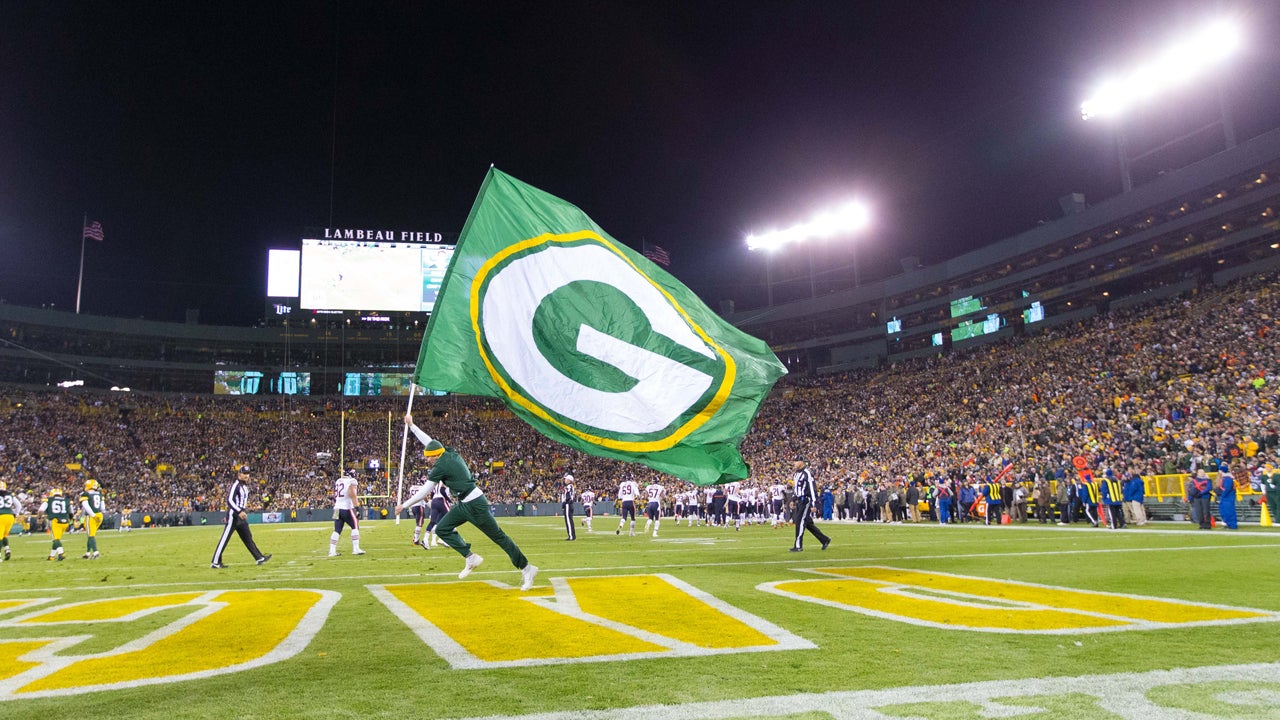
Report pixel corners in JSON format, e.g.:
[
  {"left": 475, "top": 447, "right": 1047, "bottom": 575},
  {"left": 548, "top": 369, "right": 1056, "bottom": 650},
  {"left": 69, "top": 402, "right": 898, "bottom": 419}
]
[
  {"left": 747, "top": 200, "right": 870, "bottom": 252},
  {"left": 1081, "top": 18, "right": 1241, "bottom": 120}
]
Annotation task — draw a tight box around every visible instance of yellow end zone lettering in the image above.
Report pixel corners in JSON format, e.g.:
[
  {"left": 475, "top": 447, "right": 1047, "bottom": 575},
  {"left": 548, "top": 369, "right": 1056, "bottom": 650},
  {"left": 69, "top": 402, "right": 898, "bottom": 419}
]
[
  {"left": 758, "top": 566, "right": 1280, "bottom": 634},
  {"left": 370, "top": 573, "right": 813, "bottom": 668},
  {"left": 0, "top": 589, "right": 339, "bottom": 700}
]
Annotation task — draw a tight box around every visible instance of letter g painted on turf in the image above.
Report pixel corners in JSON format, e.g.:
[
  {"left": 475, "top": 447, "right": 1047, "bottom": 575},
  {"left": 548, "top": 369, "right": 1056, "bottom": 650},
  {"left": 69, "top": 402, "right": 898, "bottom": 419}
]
[{"left": 480, "top": 242, "right": 714, "bottom": 435}]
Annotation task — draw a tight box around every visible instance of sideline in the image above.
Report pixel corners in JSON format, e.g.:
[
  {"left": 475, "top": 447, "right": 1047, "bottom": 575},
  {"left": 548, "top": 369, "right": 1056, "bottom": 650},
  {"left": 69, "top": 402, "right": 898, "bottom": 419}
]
[{"left": 2, "top": 541, "right": 1278, "bottom": 595}]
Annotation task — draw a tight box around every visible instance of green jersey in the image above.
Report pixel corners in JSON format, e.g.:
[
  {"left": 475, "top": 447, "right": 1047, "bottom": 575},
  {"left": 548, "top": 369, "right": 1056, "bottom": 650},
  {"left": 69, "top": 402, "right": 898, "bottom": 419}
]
[
  {"left": 43, "top": 495, "right": 72, "bottom": 523},
  {"left": 0, "top": 491, "right": 20, "bottom": 516},
  {"left": 80, "top": 489, "right": 105, "bottom": 515},
  {"left": 428, "top": 449, "right": 479, "bottom": 499}
]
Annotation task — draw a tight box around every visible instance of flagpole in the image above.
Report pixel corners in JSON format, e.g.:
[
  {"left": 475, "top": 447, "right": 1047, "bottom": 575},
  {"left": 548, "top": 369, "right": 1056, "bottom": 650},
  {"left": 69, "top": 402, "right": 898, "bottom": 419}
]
[
  {"left": 75, "top": 213, "right": 87, "bottom": 314},
  {"left": 394, "top": 385, "right": 419, "bottom": 526}
]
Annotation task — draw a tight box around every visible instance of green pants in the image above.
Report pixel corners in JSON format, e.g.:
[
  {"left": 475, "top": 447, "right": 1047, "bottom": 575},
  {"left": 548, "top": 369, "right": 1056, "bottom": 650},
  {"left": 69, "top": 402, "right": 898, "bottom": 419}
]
[
  {"left": 435, "top": 494, "right": 528, "bottom": 570},
  {"left": 1266, "top": 488, "right": 1279, "bottom": 526}
]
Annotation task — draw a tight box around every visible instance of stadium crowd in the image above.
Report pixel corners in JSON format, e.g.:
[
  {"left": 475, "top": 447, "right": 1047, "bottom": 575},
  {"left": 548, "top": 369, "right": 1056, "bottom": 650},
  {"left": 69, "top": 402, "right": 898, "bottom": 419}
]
[{"left": 2, "top": 271, "right": 1278, "bottom": 521}]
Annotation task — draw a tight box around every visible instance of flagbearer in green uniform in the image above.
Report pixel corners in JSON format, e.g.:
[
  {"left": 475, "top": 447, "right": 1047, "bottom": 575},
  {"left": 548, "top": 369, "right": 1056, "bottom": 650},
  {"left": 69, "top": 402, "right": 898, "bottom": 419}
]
[
  {"left": 397, "top": 414, "right": 539, "bottom": 591},
  {"left": 39, "top": 488, "right": 72, "bottom": 561},
  {"left": 80, "top": 479, "right": 106, "bottom": 559}
]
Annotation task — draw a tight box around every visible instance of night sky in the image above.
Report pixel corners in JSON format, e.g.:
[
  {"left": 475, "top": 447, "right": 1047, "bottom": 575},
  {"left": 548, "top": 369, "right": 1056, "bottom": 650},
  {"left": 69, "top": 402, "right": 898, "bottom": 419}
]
[{"left": 4, "top": 1, "right": 1280, "bottom": 325}]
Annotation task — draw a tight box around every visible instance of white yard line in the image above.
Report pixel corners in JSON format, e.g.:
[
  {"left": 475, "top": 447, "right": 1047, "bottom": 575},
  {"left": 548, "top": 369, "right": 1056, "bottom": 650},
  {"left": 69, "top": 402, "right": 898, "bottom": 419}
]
[{"left": 452, "top": 661, "right": 1280, "bottom": 720}]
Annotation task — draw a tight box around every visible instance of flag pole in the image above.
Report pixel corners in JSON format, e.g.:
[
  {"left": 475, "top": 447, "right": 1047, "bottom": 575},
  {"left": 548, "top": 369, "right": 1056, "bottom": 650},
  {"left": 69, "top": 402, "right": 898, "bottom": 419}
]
[
  {"left": 75, "top": 213, "right": 87, "bottom": 314},
  {"left": 394, "top": 385, "right": 419, "bottom": 526}
]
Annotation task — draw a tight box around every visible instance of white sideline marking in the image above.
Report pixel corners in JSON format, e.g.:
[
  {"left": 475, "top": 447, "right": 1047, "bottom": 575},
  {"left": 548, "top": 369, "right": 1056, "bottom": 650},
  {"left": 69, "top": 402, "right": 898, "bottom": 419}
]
[
  {"left": 453, "top": 662, "right": 1280, "bottom": 720},
  {"left": 3, "top": 542, "right": 1279, "bottom": 595}
]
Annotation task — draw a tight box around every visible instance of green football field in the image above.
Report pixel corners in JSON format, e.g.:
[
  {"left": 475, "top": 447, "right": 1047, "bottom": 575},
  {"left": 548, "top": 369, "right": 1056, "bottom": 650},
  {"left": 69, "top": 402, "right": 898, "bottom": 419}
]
[{"left": 2, "top": 516, "right": 1279, "bottom": 719}]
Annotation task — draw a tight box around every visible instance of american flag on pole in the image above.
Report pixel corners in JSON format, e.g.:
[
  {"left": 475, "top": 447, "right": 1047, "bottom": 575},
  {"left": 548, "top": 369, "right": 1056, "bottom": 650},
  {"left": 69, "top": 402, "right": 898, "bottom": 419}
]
[
  {"left": 83, "top": 220, "right": 105, "bottom": 242},
  {"left": 641, "top": 241, "right": 671, "bottom": 267}
]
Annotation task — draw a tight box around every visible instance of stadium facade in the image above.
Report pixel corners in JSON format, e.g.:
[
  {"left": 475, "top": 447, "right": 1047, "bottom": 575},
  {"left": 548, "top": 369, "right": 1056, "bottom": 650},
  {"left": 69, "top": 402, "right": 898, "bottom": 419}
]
[
  {"left": 726, "top": 126, "right": 1280, "bottom": 374},
  {"left": 3, "top": 127, "right": 1280, "bottom": 392}
]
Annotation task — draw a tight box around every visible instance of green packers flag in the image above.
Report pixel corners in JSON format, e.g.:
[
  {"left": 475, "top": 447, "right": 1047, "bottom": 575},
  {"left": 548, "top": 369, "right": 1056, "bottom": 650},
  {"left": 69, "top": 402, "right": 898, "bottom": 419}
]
[{"left": 414, "top": 168, "right": 786, "bottom": 485}]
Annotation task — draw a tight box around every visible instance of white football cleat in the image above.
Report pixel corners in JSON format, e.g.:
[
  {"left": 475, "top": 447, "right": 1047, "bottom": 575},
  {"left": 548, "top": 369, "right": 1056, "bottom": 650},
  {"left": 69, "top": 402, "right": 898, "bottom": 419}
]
[
  {"left": 352, "top": 549, "right": 366, "bottom": 556},
  {"left": 520, "top": 564, "right": 539, "bottom": 591},
  {"left": 458, "top": 553, "right": 484, "bottom": 579}
]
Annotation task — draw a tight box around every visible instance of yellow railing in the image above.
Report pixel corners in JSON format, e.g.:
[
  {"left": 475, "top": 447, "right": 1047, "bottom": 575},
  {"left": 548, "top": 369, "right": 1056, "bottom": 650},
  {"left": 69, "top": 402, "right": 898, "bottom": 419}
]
[{"left": 1046, "top": 474, "right": 1256, "bottom": 501}]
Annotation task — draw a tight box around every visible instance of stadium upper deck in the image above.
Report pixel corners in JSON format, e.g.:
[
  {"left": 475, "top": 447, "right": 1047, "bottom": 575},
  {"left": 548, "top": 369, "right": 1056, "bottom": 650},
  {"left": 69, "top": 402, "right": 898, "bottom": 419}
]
[
  {"left": 727, "top": 126, "right": 1280, "bottom": 374},
  {"left": 4, "top": 127, "right": 1280, "bottom": 392},
  {"left": 0, "top": 305, "right": 424, "bottom": 393}
]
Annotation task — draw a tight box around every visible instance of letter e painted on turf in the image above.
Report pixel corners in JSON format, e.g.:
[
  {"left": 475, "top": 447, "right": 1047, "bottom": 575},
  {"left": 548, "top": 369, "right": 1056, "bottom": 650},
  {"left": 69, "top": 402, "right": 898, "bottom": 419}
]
[
  {"left": 760, "top": 567, "right": 1280, "bottom": 634},
  {"left": 0, "top": 589, "right": 338, "bottom": 700}
]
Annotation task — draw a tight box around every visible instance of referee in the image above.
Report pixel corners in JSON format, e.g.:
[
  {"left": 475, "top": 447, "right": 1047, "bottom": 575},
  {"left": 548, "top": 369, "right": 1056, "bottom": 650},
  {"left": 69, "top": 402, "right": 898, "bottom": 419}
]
[
  {"left": 790, "top": 456, "right": 831, "bottom": 552},
  {"left": 211, "top": 465, "right": 272, "bottom": 568},
  {"left": 560, "top": 474, "right": 577, "bottom": 541}
]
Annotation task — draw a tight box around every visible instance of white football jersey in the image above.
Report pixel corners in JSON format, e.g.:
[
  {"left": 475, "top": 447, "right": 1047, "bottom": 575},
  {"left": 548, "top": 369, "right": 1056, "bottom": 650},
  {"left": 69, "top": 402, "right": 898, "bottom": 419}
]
[
  {"left": 618, "top": 480, "right": 640, "bottom": 502},
  {"left": 334, "top": 476, "right": 357, "bottom": 510},
  {"left": 770, "top": 483, "right": 787, "bottom": 500},
  {"left": 580, "top": 490, "right": 596, "bottom": 505},
  {"left": 726, "top": 482, "right": 741, "bottom": 501},
  {"left": 407, "top": 482, "right": 428, "bottom": 509},
  {"left": 645, "top": 483, "right": 665, "bottom": 503}
]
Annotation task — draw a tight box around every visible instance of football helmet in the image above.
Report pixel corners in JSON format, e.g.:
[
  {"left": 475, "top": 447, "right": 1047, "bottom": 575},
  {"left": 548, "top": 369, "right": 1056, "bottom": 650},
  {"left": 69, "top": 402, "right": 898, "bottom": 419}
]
[{"left": 85, "top": 479, "right": 99, "bottom": 491}]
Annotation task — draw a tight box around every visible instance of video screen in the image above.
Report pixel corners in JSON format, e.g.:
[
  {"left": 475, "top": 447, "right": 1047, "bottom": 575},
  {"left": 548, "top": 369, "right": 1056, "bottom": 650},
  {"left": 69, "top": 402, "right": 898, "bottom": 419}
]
[
  {"left": 951, "top": 313, "right": 1003, "bottom": 343},
  {"left": 214, "top": 371, "right": 311, "bottom": 395},
  {"left": 949, "top": 295, "right": 985, "bottom": 318},
  {"left": 342, "top": 373, "right": 447, "bottom": 397},
  {"left": 267, "top": 249, "right": 301, "bottom": 297},
  {"left": 299, "top": 239, "right": 454, "bottom": 312},
  {"left": 1023, "top": 301, "right": 1045, "bottom": 324}
]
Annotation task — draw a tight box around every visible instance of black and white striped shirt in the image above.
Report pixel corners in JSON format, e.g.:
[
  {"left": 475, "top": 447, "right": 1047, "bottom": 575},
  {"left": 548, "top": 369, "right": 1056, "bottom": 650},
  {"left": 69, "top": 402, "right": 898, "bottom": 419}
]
[
  {"left": 793, "top": 467, "right": 817, "bottom": 503},
  {"left": 227, "top": 479, "right": 249, "bottom": 514}
]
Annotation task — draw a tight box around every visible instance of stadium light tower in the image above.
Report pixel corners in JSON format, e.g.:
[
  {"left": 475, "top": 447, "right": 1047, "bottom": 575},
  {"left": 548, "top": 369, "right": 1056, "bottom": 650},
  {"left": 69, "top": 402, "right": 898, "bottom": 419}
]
[
  {"left": 1080, "top": 18, "right": 1242, "bottom": 193},
  {"left": 747, "top": 200, "right": 871, "bottom": 304}
]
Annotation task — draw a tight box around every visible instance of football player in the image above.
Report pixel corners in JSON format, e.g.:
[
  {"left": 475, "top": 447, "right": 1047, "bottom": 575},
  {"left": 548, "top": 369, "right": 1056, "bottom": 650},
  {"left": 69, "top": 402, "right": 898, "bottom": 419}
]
[
  {"left": 616, "top": 477, "right": 639, "bottom": 536},
  {"left": 40, "top": 487, "right": 72, "bottom": 561},
  {"left": 79, "top": 479, "right": 105, "bottom": 559},
  {"left": 643, "top": 479, "right": 665, "bottom": 537},
  {"left": 329, "top": 472, "right": 365, "bottom": 556},
  {"left": 0, "top": 481, "right": 22, "bottom": 561}
]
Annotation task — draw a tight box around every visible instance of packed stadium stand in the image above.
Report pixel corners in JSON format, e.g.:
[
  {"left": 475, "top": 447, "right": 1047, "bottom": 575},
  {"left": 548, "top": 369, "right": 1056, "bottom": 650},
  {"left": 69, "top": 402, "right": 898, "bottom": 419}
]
[{"left": 2, "top": 127, "right": 1279, "bottom": 527}]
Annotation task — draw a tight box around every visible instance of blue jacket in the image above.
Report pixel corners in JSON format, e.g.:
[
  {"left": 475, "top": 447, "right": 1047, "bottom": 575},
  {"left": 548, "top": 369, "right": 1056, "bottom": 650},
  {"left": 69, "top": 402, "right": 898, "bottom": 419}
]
[
  {"left": 1122, "top": 475, "right": 1144, "bottom": 502},
  {"left": 1219, "top": 474, "right": 1237, "bottom": 502}
]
